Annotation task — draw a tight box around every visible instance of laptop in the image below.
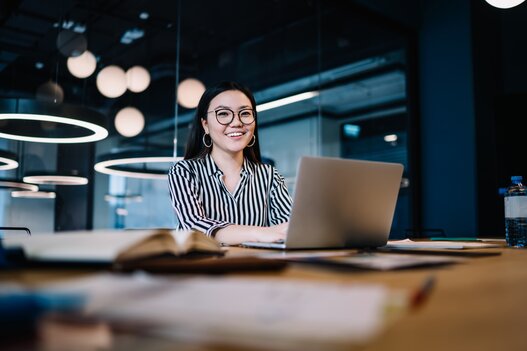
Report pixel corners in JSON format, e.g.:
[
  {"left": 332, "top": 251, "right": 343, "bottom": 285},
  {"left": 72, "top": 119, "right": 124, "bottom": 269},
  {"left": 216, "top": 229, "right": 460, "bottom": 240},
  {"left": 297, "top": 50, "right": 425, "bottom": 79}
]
[{"left": 242, "top": 156, "right": 404, "bottom": 250}]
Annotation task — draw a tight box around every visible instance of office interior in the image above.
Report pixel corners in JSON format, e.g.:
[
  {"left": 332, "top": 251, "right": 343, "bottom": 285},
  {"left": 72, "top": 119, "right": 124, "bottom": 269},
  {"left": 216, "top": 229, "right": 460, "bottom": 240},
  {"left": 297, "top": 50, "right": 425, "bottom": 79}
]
[
  {"left": 1, "top": 0, "right": 524, "bottom": 238},
  {"left": 2, "top": 2, "right": 527, "bottom": 351}
]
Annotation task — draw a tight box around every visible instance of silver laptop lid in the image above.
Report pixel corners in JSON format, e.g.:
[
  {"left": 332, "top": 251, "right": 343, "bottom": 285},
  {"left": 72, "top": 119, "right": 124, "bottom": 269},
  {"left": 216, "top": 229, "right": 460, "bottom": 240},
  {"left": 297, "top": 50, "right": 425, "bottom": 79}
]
[{"left": 284, "top": 156, "right": 403, "bottom": 249}]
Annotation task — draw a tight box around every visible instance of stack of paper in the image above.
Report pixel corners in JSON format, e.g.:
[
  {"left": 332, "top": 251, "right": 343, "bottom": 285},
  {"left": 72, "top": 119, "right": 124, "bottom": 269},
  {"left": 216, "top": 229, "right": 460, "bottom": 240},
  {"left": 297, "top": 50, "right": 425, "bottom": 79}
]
[{"left": 41, "top": 273, "right": 405, "bottom": 350}]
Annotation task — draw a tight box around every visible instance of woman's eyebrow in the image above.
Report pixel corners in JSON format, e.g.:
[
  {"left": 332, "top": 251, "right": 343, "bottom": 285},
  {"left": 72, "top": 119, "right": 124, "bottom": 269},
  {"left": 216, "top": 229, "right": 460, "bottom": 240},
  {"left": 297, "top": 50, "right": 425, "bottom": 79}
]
[{"left": 212, "top": 105, "right": 252, "bottom": 110}]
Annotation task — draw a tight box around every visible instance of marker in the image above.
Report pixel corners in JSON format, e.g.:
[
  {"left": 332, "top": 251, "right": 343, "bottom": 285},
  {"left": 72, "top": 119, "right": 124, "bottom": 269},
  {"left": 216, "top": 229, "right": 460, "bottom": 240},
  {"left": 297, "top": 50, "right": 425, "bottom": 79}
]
[{"left": 410, "top": 275, "right": 436, "bottom": 310}]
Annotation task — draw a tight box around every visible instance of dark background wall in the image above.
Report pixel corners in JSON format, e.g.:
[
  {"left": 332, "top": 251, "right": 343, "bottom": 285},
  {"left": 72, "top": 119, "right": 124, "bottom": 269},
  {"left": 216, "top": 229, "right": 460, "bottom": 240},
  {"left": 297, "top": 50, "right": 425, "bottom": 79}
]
[{"left": 361, "top": 0, "right": 527, "bottom": 237}]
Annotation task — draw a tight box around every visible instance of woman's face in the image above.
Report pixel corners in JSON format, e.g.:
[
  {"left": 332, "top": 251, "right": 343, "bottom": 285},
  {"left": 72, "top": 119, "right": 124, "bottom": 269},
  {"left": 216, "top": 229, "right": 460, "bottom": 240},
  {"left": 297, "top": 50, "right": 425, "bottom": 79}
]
[{"left": 202, "top": 90, "right": 256, "bottom": 158}]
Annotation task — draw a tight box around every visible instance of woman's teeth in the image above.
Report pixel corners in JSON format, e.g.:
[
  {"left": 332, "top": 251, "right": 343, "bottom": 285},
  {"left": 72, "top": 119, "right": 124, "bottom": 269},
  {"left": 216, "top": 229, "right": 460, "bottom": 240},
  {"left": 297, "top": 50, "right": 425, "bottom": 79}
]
[{"left": 227, "top": 132, "right": 244, "bottom": 137}]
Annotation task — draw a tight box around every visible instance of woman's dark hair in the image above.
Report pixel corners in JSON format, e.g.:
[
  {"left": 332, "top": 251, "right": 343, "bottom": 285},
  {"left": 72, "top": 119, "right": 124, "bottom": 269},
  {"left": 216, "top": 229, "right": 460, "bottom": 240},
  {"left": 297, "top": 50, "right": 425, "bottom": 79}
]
[{"left": 184, "top": 81, "right": 262, "bottom": 163}]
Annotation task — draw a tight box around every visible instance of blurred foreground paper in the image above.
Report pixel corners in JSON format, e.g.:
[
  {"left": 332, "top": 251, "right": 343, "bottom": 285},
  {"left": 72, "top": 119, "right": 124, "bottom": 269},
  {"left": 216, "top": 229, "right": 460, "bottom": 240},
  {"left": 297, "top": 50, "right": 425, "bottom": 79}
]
[
  {"left": 384, "top": 239, "right": 501, "bottom": 250},
  {"left": 42, "top": 273, "right": 404, "bottom": 349}
]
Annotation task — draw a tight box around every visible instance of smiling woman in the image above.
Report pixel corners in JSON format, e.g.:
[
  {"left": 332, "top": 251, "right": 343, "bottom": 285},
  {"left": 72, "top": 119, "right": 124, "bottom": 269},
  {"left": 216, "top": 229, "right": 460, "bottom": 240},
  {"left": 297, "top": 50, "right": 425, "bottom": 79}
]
[{"left": 168, "top": 81, "right": 293, "bottom": 245}]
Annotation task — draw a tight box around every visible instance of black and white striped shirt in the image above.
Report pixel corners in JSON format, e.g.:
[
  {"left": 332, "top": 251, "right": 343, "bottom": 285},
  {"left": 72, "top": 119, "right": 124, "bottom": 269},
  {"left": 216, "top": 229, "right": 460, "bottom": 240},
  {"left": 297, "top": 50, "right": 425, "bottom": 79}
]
[{"left": 168, "top": 154, "right": 292, "bottom": 236}]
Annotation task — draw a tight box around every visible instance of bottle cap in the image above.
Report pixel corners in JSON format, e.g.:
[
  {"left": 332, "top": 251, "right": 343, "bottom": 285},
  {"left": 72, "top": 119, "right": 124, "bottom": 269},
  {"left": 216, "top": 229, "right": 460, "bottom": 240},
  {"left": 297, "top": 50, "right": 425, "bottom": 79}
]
[{"left": 511, "top": 176, "right": 523, "bottom": 183}]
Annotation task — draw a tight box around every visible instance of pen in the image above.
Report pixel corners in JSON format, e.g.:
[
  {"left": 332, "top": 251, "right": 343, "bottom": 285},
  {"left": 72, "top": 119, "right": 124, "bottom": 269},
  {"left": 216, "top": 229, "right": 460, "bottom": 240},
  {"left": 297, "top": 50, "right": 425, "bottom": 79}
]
[{"left": 410, "top": 275, "right": 436, "bottom": 310}]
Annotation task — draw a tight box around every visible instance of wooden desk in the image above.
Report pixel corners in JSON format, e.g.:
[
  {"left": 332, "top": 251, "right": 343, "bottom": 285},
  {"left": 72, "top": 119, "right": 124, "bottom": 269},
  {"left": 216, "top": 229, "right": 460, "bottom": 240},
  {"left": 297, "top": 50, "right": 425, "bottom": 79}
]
[{"left": 2, "top": 245, "right": 527, "bottom": 351}]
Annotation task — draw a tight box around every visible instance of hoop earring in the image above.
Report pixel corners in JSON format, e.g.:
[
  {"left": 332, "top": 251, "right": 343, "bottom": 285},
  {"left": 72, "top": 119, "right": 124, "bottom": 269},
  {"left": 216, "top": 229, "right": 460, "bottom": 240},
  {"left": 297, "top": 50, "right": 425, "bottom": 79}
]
[
  {"left": 247, "top": 135, "right": 256, "bottom": 147},
  {"left": 202, "top": 133, "right": 212, "bottom": 148}
]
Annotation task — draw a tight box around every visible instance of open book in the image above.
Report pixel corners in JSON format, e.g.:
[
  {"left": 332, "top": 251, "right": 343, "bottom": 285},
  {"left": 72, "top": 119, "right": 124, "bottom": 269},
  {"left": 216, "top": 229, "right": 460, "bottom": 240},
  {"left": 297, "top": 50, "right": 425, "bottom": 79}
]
[{"left": 2, "top": 229, "right": 223, "bottom": 265}]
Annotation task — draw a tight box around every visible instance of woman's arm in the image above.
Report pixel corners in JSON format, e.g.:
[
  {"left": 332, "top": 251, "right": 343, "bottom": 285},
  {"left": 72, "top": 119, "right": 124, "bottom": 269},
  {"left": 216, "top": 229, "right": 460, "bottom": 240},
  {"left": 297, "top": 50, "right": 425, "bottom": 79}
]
[
  {"left": 214, "top": 222, "right": 289, "bottom": 245},
  {"left": 168, "top": 163, "right": 230, "bottom": 235}
]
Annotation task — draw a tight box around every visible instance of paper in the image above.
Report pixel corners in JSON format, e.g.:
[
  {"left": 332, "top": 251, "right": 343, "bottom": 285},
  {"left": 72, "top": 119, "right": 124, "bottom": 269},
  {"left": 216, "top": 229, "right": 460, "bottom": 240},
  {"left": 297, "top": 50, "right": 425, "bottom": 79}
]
[
  {"left": 42, "top": 273, "right": 400, "bottom": 348},
  {"left": 384, "top": 239, "right": 502, "bottom": 250},
  {"left": 308, "top": 253, "right": 465, "bottom": 270}
]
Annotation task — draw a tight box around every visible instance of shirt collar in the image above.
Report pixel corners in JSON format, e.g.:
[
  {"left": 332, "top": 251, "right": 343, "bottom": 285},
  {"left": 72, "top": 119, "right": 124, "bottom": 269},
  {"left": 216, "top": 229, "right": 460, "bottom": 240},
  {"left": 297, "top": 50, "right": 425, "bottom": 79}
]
[
  {"left": 205, "top": 153, "right": 254, "bottom": 177},
  {"left": 205, "top": 153, "right": 221, "bottom": 176}
]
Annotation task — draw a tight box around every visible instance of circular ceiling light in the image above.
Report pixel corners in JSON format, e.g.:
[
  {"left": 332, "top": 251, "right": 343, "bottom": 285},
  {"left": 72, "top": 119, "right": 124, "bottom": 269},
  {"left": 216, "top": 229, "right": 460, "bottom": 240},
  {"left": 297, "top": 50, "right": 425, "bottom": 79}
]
[
  {"left": 94, "top": 149, "right": 181, "bottom": 180},
  {"left": 114, "top": 107, "right": 145, "bottom": 137},
  {"left": 0, "top": 99, "right": 108, "bottom": 143},
  {"left": 485, "top": 0, "right": 525, "bottom": 8},
  {"left": 0, "top": 150, "right": 18, "bottom": 170},
  {"left": 177, "top": 78, "right": 206, "bottom": 108},
  {"left": 0, "top": 179, "right": 39, "bottom": 192},
  {"left": 96, "top": 65, "right": 127, "bottom": 98},
  {"left": 11, "top": 190, "right": 56, "bottom": 199},
  {"left": 126, "top": 66, "right": 151, "bottom": 93},
  {"left": 23, "top": 173, "right": 88, "bottom": 185},
  {"left": 56, "top": 30, "right": 87, "bottom": 57},
  {"left": 67, "top": 50, "right": 97, "bottom": 78},
  {"left": 36, "top": 81, "right": 64, "bottom": 104}
]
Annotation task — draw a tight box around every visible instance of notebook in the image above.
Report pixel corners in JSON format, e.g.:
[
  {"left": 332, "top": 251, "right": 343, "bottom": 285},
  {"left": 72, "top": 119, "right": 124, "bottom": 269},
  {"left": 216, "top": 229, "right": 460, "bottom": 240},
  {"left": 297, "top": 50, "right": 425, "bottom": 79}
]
[{"left": 242, "top": 156, "right": 404, "bottom": 250}]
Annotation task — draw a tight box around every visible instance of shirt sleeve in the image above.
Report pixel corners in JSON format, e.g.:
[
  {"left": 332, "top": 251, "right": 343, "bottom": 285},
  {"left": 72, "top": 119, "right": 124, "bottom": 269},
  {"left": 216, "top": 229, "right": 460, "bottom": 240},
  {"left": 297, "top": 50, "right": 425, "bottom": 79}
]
[
  {"left": 168, "top": 163, "right": 230, "bottom": 236},
  {"left": 268, "top": 166, "right": 293, "bottom": 225}
]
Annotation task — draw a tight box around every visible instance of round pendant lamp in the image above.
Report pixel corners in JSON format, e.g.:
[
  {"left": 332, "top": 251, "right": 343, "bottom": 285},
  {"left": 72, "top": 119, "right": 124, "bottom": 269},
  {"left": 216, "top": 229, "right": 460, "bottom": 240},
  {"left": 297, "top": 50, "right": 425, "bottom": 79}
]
[
  {"left": 56, "top": 30, "right": 87, "bottom": 57},
  {"left": 177, "top": 78, "right": 205, "bottom": 108},
  {"left": 96, "top": 65, "right": 127, "bottom": 98},
  {"left": 114, "top": 107, "right": 145, "bottom": 137},
  {"left": 67, "top": 50, "right": 97, "bottom": 78},
  {"left": 126, "top": 66, "right": 151, "bottom": 93},
  {"left": 0, "top": 150, "right": 18, "bottom": 170},
  {"left": 94, "top": 149, "right": 181, "bottom": 180},
  {"left": 0, "top": 99, "right": 108, "bottom": 143}
]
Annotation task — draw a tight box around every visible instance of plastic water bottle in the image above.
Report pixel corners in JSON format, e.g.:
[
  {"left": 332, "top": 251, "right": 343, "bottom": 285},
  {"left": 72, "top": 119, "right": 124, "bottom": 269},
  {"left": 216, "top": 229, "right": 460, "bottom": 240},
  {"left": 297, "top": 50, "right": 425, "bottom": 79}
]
[{"left": 504, "top": 176, "right": 527, "bottom": 248}]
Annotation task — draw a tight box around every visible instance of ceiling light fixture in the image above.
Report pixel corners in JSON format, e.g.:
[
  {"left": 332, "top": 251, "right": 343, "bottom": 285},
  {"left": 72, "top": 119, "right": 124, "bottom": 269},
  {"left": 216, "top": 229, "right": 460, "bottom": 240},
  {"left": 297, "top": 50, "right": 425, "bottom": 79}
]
[
  {"left": 56, "top": 29, "right": 87, "bottom": 57},
  {"left": 485, "top": 0, "right": 525, "bottom": 8},
  {"left": 126, "top": 66, "right": 151, "bottom": 93},
  {"left": 177, "top": 78, "right": 206, "bottom": 108},
  {"left": 23, "top": 173, "right": 88, "bottom": 186},
  {"left": 0, "top": 99, "right": 108, "bottom": 143},
  {"left": 256, "top": 91, "right": 319, "bottom": 112},
  {"left": 67, "top": 50, "right": 97, "bottom": 78},
  {"left": 96, "top": 65, "right": 127, "bottom": 98},
  {"left": 114, "top": 107, "right": 145, "bottom": 137},
  {"left": 0, "top": 179, "right": 39, "bottom": 192},
  {"left": 11, "top": 190, "right": 56, "bottom": 199},
  {"left": 0, "top": 150, "right": 18, "bottom": 170},
  {"left": 36, "top": 81, "right": 64, "bottom": 103},
  {"left": 94, "top": 149, "right": 181, "bottom": 180}
]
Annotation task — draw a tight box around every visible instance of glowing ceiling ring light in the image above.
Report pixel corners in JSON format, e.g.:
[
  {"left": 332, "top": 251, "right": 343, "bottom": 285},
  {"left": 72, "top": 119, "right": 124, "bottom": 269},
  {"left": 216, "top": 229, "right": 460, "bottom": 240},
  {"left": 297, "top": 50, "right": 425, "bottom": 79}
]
[
  {"left": 0, "top": 99, "right": 108, "bottom": 143},
  {"left": 23, "top": 174, "right": 88, "bottom": 186},
  {"left": 94, "top": 150, "right": 182, "bottom": 180},
  {"left": 485, "top": 0, "right": 525, "bottom": 8},
  {"left": 0, "top": 179, "right": 39, "bottom": 192},
  {"left": 11, "top": 190, "right": 56, "bottom": 199},
  {"left": 0, "top": 150, "right": 19, "bottom": 170}
]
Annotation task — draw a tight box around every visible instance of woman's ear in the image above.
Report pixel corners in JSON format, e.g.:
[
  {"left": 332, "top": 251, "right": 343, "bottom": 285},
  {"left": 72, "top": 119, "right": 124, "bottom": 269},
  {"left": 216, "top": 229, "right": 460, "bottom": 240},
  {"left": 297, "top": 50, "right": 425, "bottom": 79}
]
[{"left": 201, "top": 118, "right": 209, "bottom": 134}]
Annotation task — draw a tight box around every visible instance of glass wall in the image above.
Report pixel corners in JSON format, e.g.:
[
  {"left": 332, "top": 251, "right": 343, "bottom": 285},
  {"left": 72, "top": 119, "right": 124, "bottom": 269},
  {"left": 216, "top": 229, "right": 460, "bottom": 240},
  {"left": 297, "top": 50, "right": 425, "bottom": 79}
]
[{"left": 0, "top": 1, "right": 415, "bottom": 238}]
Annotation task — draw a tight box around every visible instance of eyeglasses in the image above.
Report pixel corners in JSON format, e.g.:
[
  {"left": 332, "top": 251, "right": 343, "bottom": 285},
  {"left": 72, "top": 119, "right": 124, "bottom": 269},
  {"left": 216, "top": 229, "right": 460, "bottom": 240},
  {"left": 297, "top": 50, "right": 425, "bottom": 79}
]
[{"left": 207, "top": 108, "right": 255, "bottom": 125}]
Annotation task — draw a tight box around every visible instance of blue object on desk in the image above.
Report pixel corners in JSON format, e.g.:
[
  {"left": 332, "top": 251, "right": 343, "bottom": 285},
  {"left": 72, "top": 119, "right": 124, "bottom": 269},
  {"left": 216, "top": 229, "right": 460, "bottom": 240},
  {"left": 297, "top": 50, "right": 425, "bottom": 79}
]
[{"left": 0, "top": 291, "right": 85, "bottom": 338}]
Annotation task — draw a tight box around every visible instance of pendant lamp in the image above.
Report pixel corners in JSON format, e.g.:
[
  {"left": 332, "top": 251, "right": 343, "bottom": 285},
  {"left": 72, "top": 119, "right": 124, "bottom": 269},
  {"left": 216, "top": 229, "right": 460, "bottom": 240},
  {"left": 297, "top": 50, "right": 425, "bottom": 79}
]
[
  {"left": 0, "top": 99, "right": 108, "bottom": 144},
  {"left": 0, "top": 150, "right": 18, "bottom": 170}
]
